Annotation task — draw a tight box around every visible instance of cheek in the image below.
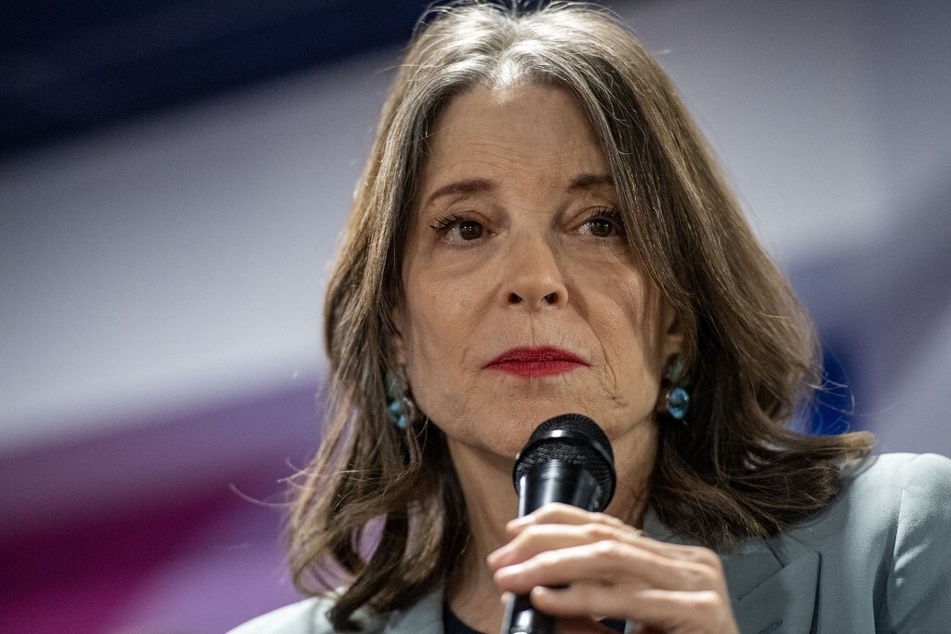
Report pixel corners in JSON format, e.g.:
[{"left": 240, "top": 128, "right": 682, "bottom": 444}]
[
  {"left": 592, "top": 272, "right": 667, "bottom": 386},
  {"left": 400, "top": 277, "right": 476, "bottom": 383},
  {"left": 399, "top": 293, "right": 486, "bottom": 430}
]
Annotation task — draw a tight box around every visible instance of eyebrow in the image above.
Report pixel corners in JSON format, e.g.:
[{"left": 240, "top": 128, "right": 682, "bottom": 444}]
[
  {"left": 422, "top": 178, "right": 497, "bottom": 208},
  {"left": 421, "top": 173, "right": 614, "bottom": 208},
  {"left": 568, "top": 173, "right": 614, "bottom": 191}
]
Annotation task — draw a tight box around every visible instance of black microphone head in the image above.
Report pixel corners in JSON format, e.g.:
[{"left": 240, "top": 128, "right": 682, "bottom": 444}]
[{"left": 513, "top": 413, "right": 616, "bottom": 512}]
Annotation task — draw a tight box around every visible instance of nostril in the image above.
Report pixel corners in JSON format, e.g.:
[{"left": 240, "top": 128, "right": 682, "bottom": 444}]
[
  {"left": 508, "top": 292, "right": 523, "bottom": 305},
  {"left": 544, "top": 293, "right": 558, "bottom": 305}
]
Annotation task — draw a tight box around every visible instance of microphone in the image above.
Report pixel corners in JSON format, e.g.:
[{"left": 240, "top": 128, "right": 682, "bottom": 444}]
[{"left": 501, "top": 414, "right": 617, "bottom": 634}]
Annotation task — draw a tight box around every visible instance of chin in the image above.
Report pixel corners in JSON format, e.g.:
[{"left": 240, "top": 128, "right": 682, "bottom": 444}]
[
  {"left": 481, "top": 408, "right": 584, "bottom": 455},
  {"left": 445, "top": 419, "right": 541, "bottom": 462}
]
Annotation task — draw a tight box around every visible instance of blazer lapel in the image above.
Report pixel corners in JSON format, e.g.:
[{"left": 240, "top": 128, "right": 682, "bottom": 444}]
[{"left": 728, "top": 542, "right": 820, "bottom": 634}]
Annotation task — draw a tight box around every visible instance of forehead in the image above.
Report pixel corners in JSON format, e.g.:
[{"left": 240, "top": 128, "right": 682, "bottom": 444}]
[{"left": 419, "top": 84, "right": 609, "bottom": 186}]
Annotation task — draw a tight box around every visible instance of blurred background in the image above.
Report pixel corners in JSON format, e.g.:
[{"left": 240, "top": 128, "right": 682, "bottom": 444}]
[{"left": 1, "top": 0, "right": 949, "bottom": 631}]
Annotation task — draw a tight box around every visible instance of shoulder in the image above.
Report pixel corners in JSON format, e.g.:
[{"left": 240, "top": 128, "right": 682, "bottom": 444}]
[
  {"left": 769, "top": 452, "right": 951, "bottom": 576},
  {"left": 844, "top": 452, "right": 951, "bottom": 626},
  {"left": 842, "top": 452, "right": 951, "bottom": 517},
  {"left": 227, "top": 588, "right": 444, "bottom": 634},
  {"left": 848, "top": 452, "right": 951, "bottom": 568},
  {"left": 791, "top": 452, "right": 951, "bottom": 540},
  {"left": 227, "top": 593, "right": 387, "bottom": 634},
  {"left": 226, "top": 596, "right": 335, "bottom": 634},
  {"left": 781, "top": 452, "right": 951, "bottom": 625},
  {"left": 846, "top": 451, "right": 951, "bottom": 484}
]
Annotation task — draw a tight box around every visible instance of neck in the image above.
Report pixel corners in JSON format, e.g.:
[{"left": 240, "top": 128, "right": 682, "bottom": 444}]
[{"left": 446, "top": 443, "right": 515, "bottom": 633}]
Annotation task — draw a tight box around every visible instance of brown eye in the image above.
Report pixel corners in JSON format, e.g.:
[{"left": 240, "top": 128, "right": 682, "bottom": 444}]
[
  {"left": 458, "top": 220, "right": 483, "bottom": 240},
  {"left": 588, "top": 218, "right": 615, "bottom": 237},
  {"left": 430, "top": 215, "right": 487, "bottom": 243},
  {"left": 580, "top": 208, "right": 624, "bottom": 238}
]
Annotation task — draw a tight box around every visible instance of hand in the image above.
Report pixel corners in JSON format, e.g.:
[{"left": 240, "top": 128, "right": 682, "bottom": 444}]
[{"left": 487, "top": 503, "right": 738, "bottom": 634}]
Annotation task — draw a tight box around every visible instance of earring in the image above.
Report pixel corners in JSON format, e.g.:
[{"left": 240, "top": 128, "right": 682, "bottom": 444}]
[
  {"left": 385, "top": 367, "right": 418, "bottom": 430},
  {"left": 656, "top": 354, "right": 690, "bottom": 421}
]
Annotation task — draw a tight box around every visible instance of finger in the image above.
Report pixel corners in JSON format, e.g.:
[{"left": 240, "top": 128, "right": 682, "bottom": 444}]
[
  {"left": 622, "top": 588, "right": 738, "bottom": 634},
  {"left": 530, "top": 584, "right": 620, "bottom": 619},
  {"left": 490, "top": 522, "right": 638, "bottom": 569},
  {"left": 494, "top": 520, "right": 719, "bottom": 579},
  {"left": 494, "top": 540, "right": 727, "bottom": 596},
  {"left": 510, "top": 514, "right": 724, "bottom": 577},
  {"left": 531, "top": 585, "right": 735, "bottom": 633},
  {"left": 555, "top": 615, "right": 619, "bottom": 634},
  {"left": 496, "top": 588, "right": 619, "bottom": 633},
  {"left": 509, "top": 504, "right": 703, "bottom": 565},
  {"left": 507, "top": 504, "right": 635, "bottom": 535},
  {"left": 511, "top": 506, "right": 718, "bottom": 567}
]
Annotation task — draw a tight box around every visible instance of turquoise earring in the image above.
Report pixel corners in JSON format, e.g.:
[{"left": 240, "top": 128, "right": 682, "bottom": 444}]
[
  {"left": 657, "top": 354, "right": 690, "bottom": 421},
  {"left": 385, "top": 368, "right": 418, "bottom": 430},
  {"left": 663, "top": 386, "right": 690, "bottom": 420}
]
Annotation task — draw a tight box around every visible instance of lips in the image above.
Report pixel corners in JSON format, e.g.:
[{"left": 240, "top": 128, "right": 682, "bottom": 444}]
[{"left": 484, "top": 346, "right": 588, "bottom": 378}]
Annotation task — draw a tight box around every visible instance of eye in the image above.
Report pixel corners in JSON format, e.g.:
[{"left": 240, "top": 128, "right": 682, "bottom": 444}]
[
  {"left": 456, "top": 220, "right": 484, "bottom": 240},
  {"left": 430, "top": 215, "right": 485, "bottom": 242},
  {"left": 580, "top": 208, "right": 624, "bottom": 238}
]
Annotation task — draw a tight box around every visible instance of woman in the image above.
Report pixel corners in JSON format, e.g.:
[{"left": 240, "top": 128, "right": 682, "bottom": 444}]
[{"left": 233, "top": 3, "right": 951, "bottom": 632}]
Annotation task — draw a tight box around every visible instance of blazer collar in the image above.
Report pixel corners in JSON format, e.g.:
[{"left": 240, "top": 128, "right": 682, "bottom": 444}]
[{"left": 384, "top": 586, "right": 444, "bottom": 633}]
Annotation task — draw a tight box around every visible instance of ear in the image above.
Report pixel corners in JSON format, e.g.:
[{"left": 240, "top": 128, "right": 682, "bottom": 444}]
[
  {"left": 390, "top": 305, "right": 407, "bottom": 365},
  {"left": 659, "top": 299, "right": 686, "bottom": 359}
]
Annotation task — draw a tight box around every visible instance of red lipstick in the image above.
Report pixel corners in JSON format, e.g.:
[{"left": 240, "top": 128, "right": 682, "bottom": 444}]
[{"left": 485, "top": 346, "right": 588, "bottom": 378}]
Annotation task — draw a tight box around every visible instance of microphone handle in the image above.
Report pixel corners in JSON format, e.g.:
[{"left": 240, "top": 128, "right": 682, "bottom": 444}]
[
  {"left": 502, "top": 463, "right": 601, "bottom": 633},
  {"left": 503, "top": 594, "right": 554, "bottom": 634}
]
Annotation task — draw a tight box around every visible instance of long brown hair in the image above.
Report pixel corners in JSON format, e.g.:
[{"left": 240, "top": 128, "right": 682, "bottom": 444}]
[{"left": 287, "top": 2, "right": 872, "bottom": 628}]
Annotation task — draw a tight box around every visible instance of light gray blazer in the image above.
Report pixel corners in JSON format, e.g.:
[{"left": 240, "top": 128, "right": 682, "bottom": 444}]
[{"left": 229, "top": 453, "right": 951, "bottom": 633}]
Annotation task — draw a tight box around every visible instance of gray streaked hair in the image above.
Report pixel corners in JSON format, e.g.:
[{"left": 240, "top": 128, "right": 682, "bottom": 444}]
[{"left": 287, "top": 3, "right": 872, "bottom": 629}]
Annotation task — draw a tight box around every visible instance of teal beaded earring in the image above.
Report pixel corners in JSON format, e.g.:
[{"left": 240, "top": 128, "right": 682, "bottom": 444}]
[
  {"left": 657, "top": 354, "right": 690, "bottom": 421},
  {"left": 385, "top": 367, "right": 418, "bottom": 430}
]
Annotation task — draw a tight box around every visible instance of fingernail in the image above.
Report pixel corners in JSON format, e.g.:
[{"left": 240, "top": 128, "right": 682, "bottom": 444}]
[
  {"left": 494, "top": 563, "right": 523, "bottom": 583},
  {"left": 508, "top": 515, "right": 534, "bottom": 530},
  {"left": 488, "top": 540, "right": 517, "bottom": 567}
]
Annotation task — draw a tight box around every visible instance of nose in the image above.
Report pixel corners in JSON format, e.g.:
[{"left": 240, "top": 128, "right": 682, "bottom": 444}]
[{"left": 500, "top": 235, "right": 568, "bottom": 310}]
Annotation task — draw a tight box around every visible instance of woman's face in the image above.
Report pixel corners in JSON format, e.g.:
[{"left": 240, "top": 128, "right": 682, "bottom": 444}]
[{"left": 394, "top": 84, "right": 682, "bottom": 468}]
